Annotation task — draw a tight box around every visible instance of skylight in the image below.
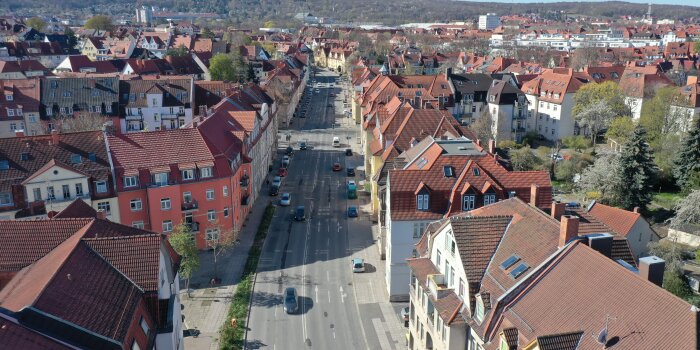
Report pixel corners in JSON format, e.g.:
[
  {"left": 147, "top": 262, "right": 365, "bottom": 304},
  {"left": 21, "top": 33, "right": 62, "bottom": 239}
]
[
  {"left": 443, "top": 165, "right": 454, "bottom": 177},
  {"left": 472, "top": 168, "right": 480, "bottom": 176},
  {"left": 500, "top": 255, "right": 520, "bottom": 270},
  {"left": 416, "top": 158, "right": 428, "bottom": 169},
  {"left": 0, "top": 160, "right": 9, "bottom": 170},
  {"left": 509, "top": 263, "right": 529, "bottom": 279}
]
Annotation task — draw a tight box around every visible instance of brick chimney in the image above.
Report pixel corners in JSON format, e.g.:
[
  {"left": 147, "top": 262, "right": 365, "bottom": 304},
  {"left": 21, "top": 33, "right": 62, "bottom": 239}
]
[
  {"left": 96, "top": 209, "right": 107, "bottom": 220},
  {"left": 551, "top": 201, "right": 566, "bottom": 221},
  {"left": 488, "top": 139, "right": 496, "bottom": 154},
  {"left": 14, "top": 129, "right": 25, "bottom": 138},
  {"left": 633, "top": 207, "right": 640, "bottom": 214},
  {"left": 687, "top": 75, "right": 698, "bottom": 86},
  {"left": 530, "top": 184, "right": 540, "bottom": 207},
  {"left": 51, "top": 129, "right": 59, "bottom": 145},
  {"left": 638, "top": 256, "right": 665, "bottom": 287},
  {"left": 559, "top": 215, "right": 579, "bottom": 248}
]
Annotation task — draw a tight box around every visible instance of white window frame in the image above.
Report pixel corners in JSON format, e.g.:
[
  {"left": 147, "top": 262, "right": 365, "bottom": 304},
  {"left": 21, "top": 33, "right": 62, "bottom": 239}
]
[
  {"left": 484, "top": 194, "right": 496, "bottom": 205},
  {"left": 206, "top": 189, "right": 214, "bottom": 200},
  {"left": 223, "top": 185, "right": 229, "bottom": 197},
  {"left": 130, "top": 198, "right": 142, "bottom": 211},
  {"left": 224, "top": 207, "right": 229, "bottom": 217},
  {"left": 124, "top": 176, "right": 138, "bottom": 188},
  {"left": 463, "top": 194, "right": 475, "bottom": 211},
  {"left": 0, "top": 192, "right": 12, "bottom": 206},
  {"left": 161, "top": 198, "right": 171, "bottom": 210},
  {"left": 208, "top": 209, "right": 216, "bottom": 221},
  {"left": 132, "top": 221, "right": 144, "bottom": 229},
  {"left": 97, "top": 201, "right": 110, "bottom": 215},
  {"left": 200, "top": 167, "right": 213, "bottom": 178},
  {"left": 162, "top": 220, "right": 173, "bottom": 232},
  {"left": 417, "top": 194, "right": 429, "bottom": 210},
  {"left": 181, "top": 169, "right": 194, "bottom": 181},
  {"left": 95, "top": 181, "right": 107, "bottom": 193}
]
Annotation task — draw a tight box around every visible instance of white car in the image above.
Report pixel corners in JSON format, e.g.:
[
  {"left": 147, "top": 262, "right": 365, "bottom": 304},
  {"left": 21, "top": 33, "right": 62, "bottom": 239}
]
[
  {"left": 332, "top": 137, "right": 340, "bottom": 147},
  {"left": 280, "top": 193, "right": 291, "bottom": 206},
  {"left": 352, "top": 258, "right": 365, "bottom": 273}
]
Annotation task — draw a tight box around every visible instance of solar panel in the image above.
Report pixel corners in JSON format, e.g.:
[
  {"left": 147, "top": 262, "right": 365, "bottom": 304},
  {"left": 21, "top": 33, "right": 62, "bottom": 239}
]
[
  {"left": 500, "top": 254, "right": 520, "bottom": 270},
  {"left": 509, "top": 263, "right": 529, "bottom": 279}
]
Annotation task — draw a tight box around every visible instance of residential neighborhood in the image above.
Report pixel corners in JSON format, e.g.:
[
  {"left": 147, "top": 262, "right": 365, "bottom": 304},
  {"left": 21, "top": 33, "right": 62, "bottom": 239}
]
[{"left": 1, "top": 3, "right": 700, "bottom": 350}]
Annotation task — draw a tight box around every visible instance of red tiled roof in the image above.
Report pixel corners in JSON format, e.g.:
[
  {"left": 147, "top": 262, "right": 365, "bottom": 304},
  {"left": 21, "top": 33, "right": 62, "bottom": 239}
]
[
  {"left": 52, "top": 198, "right": 97, "bottom": 219},
  {"left": 586, "top": 201, "right": 641, "bottom": 237},
  {"left": 0, "top": 313, "right": 73, "bottom": 350},
  {"left": 406, "top": 258, "right": 440, "bottom": 289},
  {"left": 536, "top": 331, "right": 584, "bottom": 350}
]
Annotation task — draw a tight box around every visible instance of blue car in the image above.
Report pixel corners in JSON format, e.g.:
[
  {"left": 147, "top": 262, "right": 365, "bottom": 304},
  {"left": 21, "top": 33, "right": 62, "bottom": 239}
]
[{"left": 347, "top": 206, "right": 358, "bottom": 217}]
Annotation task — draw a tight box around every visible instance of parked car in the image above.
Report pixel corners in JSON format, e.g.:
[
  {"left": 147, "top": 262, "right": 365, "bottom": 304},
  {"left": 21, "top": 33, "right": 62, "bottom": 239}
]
[
  {"left": 272, "top": 176, "right": 281, "bottom": 187},
  {"left": 299, "top": 141, "right": 307, "bottom": 150},
  {"left": 347, "top": 206, "right": 358, "bottom": 217},
  {"left": 333, "top": 162, "right": 342, "bottom": 171},
  {"left": 269, "top": 185, "right": 279, "bottom": 196},
  {"left": 332, "top": 137, "right": 340, "bottom": 147},
  {"left": 280, "top": 193, "right": 291, "bottom": 206},
  {"left": 283, "top": 287, "right": 298, "bottom": 314},
  {"left": 550, "top": 153, "right": 563, "bottom": 162},
  {"left": 286, "top": 147, "right": 294, "bottom": 156},
  {"left": 352, "top": 258, "right": 365, "bottom": 273},
  {"left": 282, "top": 156, "right": 290, "bottom": 167},
  {"left": 400, "top": 307, "right": 410, "bottom": 322},
  {"left": 278, "top": 168, "right": 288, "bottom": 177},
  {"left": 346, "top": 167, "right": 355, "bottom": 177},
  {"left": 294, "top": 206, "right": 306, "bottom": 221},
  {"left": 345, "top": 148, "right": 352, "bottom": 156}
]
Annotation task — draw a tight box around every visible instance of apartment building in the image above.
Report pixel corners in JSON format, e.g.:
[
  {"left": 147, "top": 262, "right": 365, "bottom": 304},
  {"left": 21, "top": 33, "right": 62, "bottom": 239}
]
[
  {"left": 478, "top": 13, "right": 500, "bottom": 30},
  {"left": 1, "top": 78, "right": 40, "bottom": 137},
  {"left": 485, "top": 80, "right": 527, "bottom": 143},
  {"left": 448, "top": 73, "right": 493, "bottom": 126},
  {"left": 118, "top": 77, "right": 194, "bottom": 133},
  {"left": 40, "top": 76, "right": 120, "bottom": 132},
  {"left": 671, "top": 76, "right": 700, "bottom": 132},
  {"left": 619, "top": 63, "right": 673, "bottom": 120}
]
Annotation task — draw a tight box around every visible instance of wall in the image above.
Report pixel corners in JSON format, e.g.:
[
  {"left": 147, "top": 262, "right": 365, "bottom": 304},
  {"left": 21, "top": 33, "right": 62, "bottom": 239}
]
[
  {"left": 668, "top": 228, "right": 700, "bottom": 248},
  {"left": 626, "top": 219, "right": 659, "bottom": 260}
]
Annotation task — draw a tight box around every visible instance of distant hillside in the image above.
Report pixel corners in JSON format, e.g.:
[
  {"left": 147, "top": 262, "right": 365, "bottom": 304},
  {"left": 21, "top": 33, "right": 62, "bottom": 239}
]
[{"left": 4, "top": 0, "right": 700, "bottom": 26}]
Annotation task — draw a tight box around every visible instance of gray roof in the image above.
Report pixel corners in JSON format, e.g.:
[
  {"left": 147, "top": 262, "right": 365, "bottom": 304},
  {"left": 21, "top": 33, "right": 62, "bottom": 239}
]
[{"left": 41, "top": 77, "right": 119, "bottom": 116}]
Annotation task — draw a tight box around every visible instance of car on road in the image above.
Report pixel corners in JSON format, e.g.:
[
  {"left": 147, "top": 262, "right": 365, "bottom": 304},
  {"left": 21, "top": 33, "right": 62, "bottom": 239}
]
[
  {"left": 345, "top": 148, "right": 352, "bottom": 156},
  {"left": 272, "top": 176, "right": 281, "bottom": 187},
  {"left": 279, "top": 193, "right": 291, "bottom": 206},
  {"left": 330, "top": 93, "right": 335, "bottom": 97},
  {"left": 283, "top": 287, "right": 298, "bottom": 314},
  {"left": 285, "top": 147, "right": 294, "bottom": 156},
  {"left": 347, "top": 206, "right": 358, "bottom": 217},
  {"left": 327, "top": 103, "right": 333, "bottom": 108},
  {"left": 278, "top": 168, "right": 288, "bottom": 177},
  {"left": 269, "top": 185, "right": 279, "bottom": 196},
  {"left": 346, "top": 167, "right": 355, "bottom": 176},
  {"left": 294, "top": 206, "right": 306, "bottom": 221},
  {"left": 352, "top": 258, "right": 365, "bottom": 273},
  {"left": 333, "top": 162, "right": 342, "bottom": 171},
  {"left": 332, "top": 137, "right": 340, "bottom": 147},
  {"left": 282, "top": 155, "right": 290, "bottom": 167},
  {"left": 299, "top": 140, "right": 307, "bottom": 150}
]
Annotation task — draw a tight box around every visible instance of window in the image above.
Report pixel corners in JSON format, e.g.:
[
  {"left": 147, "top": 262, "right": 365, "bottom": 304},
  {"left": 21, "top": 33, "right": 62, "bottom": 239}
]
[
  {"left": 206, "top": 228, "right": 220, "bottom": 240},
  {"left": 47, "top": 186, "right": 55, "bottom": 199},
  {"left": 208, "top": 209, "right": 216, "bottom": 221},
  {"left": 131, "top": 339, "right": 141, "bottom": 350},
  {"left": 28, "top": 115, "right": 36, "bottom": 123},
  {"left": 206, "top": 189, "right": 214, "bottom": 200},
  {"left": 224, "top": 207, "right": 229, "bottom": 217},
  {"left": 62, "top": 184, "right": 70, "bottom": 199},
  {"left": 436, "top": 250, "right": 442, "bottom": 268},
  {"left": 417, "top": 194, "right": 429, "bottom": 210},
  {"left": 509, "top": 263, "right": 529, "bottom": 279},
  {"left": 130, "top": 199, "right": 142, "bottom": 211},
  {"left": 459, "top": 278, "right": 465, "bottom": 298},
  {"left": 463, "top": 194, "right": 475, "bottom": 211},
  {"left": 95, "top": 181, "right": 107, "bottom": 193},
  {"left": 161, "top": 198, "right": 171, "bottom": 210},
  {"left": 0, "top": 192, "right": 11, "bottom": 205},
  {"left": 75, "top": 183, "right": 83, "bottom": 196},
  {"left": 413, "top": 222, "right": 427, "bottom": 239},
  {"left": 124, "top": 176, "right": 138, "bottom": 187},
  {"left": 223, "top": 185, "right": 229, "bottom": 197},
  {"left": 500, "top": 254, "right": 520, "bottom": 270},
  {"left": 132, "top": 221, "right": 144, "bottom": 229},
  {"left": 472, "top": 168, "right": 480, "bottom": 176},
  {"left": 5, "top": 94, "right": 13, "bottom": 101},
  {"left": 152, "top": 172, "right": 168, "bottom": 186},
  {"left": 508, "top": 191, "right": 516, "bottom": 198},
  {"left": 484, "top": 194, "right": 496, "bottom": 206},
  {"left": 200, "top": 167, "right": 213, "bottom": 178},
  {"left": 183, "top": 191, "right": 192, "bottom": 203},
  {"left": 162, "top": 220, "right": 173, "bottom": 232},
  {"left": 106, "top": 105, "right": 112, "bottom": 113},
  {"left": 140, "top": 316, "right": 149, "bottom": 335},
  {"left": 33, "top": 188, "right": 42, "bottom": 201},
  {"left": 181, "top": 169, "right": 194, "bottom": 181},
  {"left": 97, "top": 201, "right": 110, "bottom": 215},
  {"left": 63, "top": 91, "right": 71, "bottom": 98},
  {"left": 7, "top": 109, "right": 14, "bottom": 117}
]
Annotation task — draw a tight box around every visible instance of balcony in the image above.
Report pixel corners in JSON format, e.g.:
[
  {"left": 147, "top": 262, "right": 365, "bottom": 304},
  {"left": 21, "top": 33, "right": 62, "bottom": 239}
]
[
  {"left": 427, "top": 274, "right": 451, "bottom": 299},
  {"left": 240, "top": 175, "right": 249, "bottom": 187},
  {"left": 181, "top": 200, "right": 198, "bottom": 211},
  {"left": 185, "top": 221, "right": 200, "bottom": 232},
  {"left": 241, "top": 195, "right": 250, "bottom": 206}
]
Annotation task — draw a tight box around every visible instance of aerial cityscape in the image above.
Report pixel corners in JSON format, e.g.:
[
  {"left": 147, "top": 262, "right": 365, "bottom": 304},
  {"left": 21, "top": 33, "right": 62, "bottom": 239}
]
[{"left": 1, "top": 1, "right": 700, "bottom": 349}]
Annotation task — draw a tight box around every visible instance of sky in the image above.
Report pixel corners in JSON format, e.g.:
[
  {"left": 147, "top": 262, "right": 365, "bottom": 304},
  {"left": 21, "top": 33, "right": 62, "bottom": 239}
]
[{"left": 457, "top": 0, "right": 699, "bottom": 7}]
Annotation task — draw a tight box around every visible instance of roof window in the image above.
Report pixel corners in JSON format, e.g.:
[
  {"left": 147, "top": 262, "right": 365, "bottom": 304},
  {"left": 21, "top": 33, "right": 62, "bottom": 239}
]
[
  {"left": 509, "top": 263, "right": 529, "bottom": 279},
  {"left": 473, "top": 168, "right": 480, "bottom": 176},
  {"left": 443, "top": 166, "right": 454, "bottom": 177},
  {"left": 500, "top": 254, "right": 520, "bottom": 270},
  {"left": 416, "top": 158, "right": 428, "bottom": 169},
  {"left": 20, "top": 152, "right": 29, "bottom": 161},
  {"left": 0, "top": 160, "right": 9, "bottom": 170},
  {"left": 70, "top": 154, "right": 82, "bottom": 164}
]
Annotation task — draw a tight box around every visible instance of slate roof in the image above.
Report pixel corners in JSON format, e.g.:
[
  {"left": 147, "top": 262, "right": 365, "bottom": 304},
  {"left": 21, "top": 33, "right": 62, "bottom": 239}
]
[
  {"left": 0, "top": 131, "right": 112, "bottom": 192},
  {"left": 40, "top": 76, "right": 119, "bottom": 115},
  {"left": 487, "top": 80, "right": 524, "bottom": 105},
  {"left": 194, "top": 81, "right": 237, "bottom": 114},
  {"left": 0, "top": 313, "right": 73, "bottom": 350}
]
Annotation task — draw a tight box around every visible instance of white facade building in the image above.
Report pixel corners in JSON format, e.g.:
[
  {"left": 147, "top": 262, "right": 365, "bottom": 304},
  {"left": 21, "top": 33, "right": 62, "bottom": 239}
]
[{"left": 478, "top": 13, "right": 500, "bottom": 30}]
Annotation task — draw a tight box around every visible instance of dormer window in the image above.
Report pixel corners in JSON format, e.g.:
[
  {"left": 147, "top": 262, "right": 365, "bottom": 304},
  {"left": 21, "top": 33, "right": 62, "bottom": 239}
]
[
  {"left": 417, "top": 194, "right": 429, "bottom": 211},
  {"left": 484, "top": 193, "right": 496, "bottom": 206},
  {"left": 463, "top": 194, "right": 475, "bottom": 211},
  {"left": 475, "top": 295, "right": 486, "bottom": 324},
  {"left": 5, "top": 94, "right": 12, "bottom": 101}
]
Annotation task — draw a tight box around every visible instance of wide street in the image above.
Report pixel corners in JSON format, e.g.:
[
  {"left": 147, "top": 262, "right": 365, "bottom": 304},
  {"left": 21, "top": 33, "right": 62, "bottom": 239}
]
[{"left": 245, "top": 68, "right": 406, "bottom": 350}]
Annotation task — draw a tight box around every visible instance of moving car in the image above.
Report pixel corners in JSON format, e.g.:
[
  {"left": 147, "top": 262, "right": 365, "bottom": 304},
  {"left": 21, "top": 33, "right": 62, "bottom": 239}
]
[
  {"left": 299, "top": 140, "right": 307, "bottom": 150},
  {"left": 345, "top": 148, "right": 352, "bottom": 156},
  {"left": 333, "top": 162, "right": 342, "bottom": 171},
  {"left": 332, "top": 137, "right": 340, "bottom": 147},
  {"left": 278, "top": 168, "right": 288, "bottom": 177},
  {"left": 352, "top": 258, "right": 365, "bottom": 273},
  {"left": 282, "top": 155, "right": 290, "bottom": 167},
  {"left": 294, "top": 206, "right": 306, "bottom": 221},
  {"left": 347, "top": 206, "right": 358, "bottom": 217},
  {"left": 285, "top": 147, "right": 294, "bottom": 156},
  {"left": 283, "top": 287, "right": 298, "bottom": 314},
  {"left": 279, "top": 193, "right": 291, "bottom": 206},
  {"left": 346, "top": 167, "right": 355, "bottom": 177}
]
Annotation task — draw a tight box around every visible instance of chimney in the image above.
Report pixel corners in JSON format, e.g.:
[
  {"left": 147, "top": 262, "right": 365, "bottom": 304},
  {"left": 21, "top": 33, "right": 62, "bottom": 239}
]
[
  {"left": 96, "top": 209, "right": 107, "bottom": 220},
  {"left": 551, "top": 201, "right": 566, "bottom": 221},
  {"left": 558, "top": 215, "right": 579, "bottom": 248},
  {"left": 14, "top": 129, "right": 25, "bottom": 138},
  {"left": 638, "top": 256, "right": 665, "bottom": 287},
  {"left": 687, "top": 75, "right": 698, "bottom": 86},
  {"left": 530, "top": 184, "right": 540, "bottom": 207},
  {"left": 488, "top": 139, "right": 495, "bottom": 154},
  {"left": 494, "top": 153, "right": 499, "bottom": 164},
  {"left": 51, "top": 129, "right": 59, "bottom": 145}
]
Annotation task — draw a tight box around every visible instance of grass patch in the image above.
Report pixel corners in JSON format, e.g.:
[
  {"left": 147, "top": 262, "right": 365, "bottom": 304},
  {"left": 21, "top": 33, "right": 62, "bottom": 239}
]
[
  {"left": 219, "top": 204, "right": 276, "bottom": 350},
  {"left": 652, "top": 192, "right": 683, "bottom": 210}
]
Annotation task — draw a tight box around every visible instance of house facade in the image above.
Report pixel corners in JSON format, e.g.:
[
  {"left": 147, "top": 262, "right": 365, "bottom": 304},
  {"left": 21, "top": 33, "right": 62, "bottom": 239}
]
[
  {"left": 40, "top": 76, "right": 120, "bottom": 132},
  {"left": 486, "top": 80, "right": 528, "bottom": 143},
  {"left": 1, "top": 78, "right": 41, "bottom": 137},
  {"left": 118, "top": 77, "right": 194, "bottom": 133}
]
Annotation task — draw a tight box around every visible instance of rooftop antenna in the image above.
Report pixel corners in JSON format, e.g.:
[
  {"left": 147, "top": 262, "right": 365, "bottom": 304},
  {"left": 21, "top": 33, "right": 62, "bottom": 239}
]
[{"left": 593, "top": 315, "right": 616, "bottom": 347}]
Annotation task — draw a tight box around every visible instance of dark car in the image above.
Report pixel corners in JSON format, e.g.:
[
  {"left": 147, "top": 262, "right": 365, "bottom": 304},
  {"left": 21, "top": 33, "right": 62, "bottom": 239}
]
[
  {"left": 285, "top": 146, "right": 294, "bottom": 156},
  {"left": 345, "top": 148, "right": 352, "bottom": 156},
  {"left": 278, "top": 168, "right": 288, "bottom": 177},
  {"left": 269, "top": 185, "right": 279, "bottom": 196},
  {"left": 299, "top": 141, "right": 307, "bottom": 150},
  {"left": 346, "top": 167, "right": 355, "bottom": 176},
  {"left": 294, "top": 206, "right": 306, "bottom": 221},
  {"left": 347, "top": 206, "right": 358, "bottom": 217},
  {"left": 333, "top": 163, "right": 342, "bottom": 171},
  {"left": 283, "top": 287, "right": 298, "bottom": 314}
]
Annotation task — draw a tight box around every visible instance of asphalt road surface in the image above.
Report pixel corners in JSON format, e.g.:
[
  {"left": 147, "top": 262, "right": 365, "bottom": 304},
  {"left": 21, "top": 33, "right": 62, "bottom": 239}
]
[{"left": 245, "top": 69, "right": 403, "bottom": 350}]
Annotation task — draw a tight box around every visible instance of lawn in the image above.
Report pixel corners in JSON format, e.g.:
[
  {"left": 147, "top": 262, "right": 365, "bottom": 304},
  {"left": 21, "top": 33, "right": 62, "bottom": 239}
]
[{"left": 652, "top": 192, "right": 683, "bottom": 210}]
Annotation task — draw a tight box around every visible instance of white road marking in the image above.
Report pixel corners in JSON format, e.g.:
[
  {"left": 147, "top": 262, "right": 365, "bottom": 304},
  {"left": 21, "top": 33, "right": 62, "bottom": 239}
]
[
  {"left": 315, "top": 285, "right": 319, "bottom": 304},
  {"left": 328, "top": 290, "right": 331, "bottom": 303},
  {"left": 301, "top": 224, "right": 310, "bottom": 344},
  {"left": 339, "top": 286, "right": 346, "bottom": 303},
  {"left": 326, "top": 270, "right": 330, "bottom": 281}
]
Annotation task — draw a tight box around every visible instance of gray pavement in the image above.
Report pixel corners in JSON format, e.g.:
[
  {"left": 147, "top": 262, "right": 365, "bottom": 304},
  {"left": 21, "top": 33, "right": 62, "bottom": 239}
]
[{"left": 244, "top": 68, "right": 408, "bottom": 350}]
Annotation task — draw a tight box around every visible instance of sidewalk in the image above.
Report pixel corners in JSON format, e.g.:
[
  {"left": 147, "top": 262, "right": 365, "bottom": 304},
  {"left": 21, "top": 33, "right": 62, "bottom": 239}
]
[{"left": 181, "top": 189, "right": 272, "bottom": 350}]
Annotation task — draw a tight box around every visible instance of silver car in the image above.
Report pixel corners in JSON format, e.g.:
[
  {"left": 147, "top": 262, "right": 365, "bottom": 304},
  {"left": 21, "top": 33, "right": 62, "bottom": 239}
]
[
  {"left": 280, "top": 193, "right": 291, "bottom": 206},
  {"left": 283, "top": 287, "right": 298, "bottom": 314}
]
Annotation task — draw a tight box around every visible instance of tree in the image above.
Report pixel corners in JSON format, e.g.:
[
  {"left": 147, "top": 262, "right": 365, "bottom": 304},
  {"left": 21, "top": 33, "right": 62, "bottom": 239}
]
[
  {"left": 205, "top": 222, "right": 239, "bottom": 282},
  {"left": 45, "top": 113, "right": 110, "bottom": 133},
  {"left": 209, "top": 53, "right": 237, "bottom": 81},
  {"left": 573, "top": 81, "right": 630, "bottom": 143},
  {"left": 166, "top": 44, "right": 189, "bottom": 57},
  {"left": 669, "top": 190, "right": 700, "bottom": 229},
  {"left": 561, "top": 135, "right": 590, "bottom": 152},
  {"left": 26, "top": 17, "right": 47, "bottom": 32},
  {"left": 605, "top": 116, "right": 635, "bottom": 145},
  {"left": 674, "top": 117, "right": 700, "bottom": 191},
  {"left": 168, "top": 224, "right": 200, "bottom": 296},
  {"left": 509, "top": 146, "right": 543, "bottom": 171},
  {"left": 571, "top": 46, "right": 601, "bottom": 71},
  {"left": 84, "top": 15, "right": 114, "bottom": 32},
  {"left": 648, "top": 240, "right": 693, "bottom": 299},
  {"left": 617, "top": 125, "right": 658, "bottom": 211},
  {"left": 555, "top": 153, "right": 593, "bottom": 184},
  {"left": 64, "top": 27, "right": 78, "bottom": 50},
  {"left": 639, "top": 86, "right": 685, "bottom": 143},
  {"left": 201, "top": 27, "right": 215, "bottom": 39},
  {"left": 578, "top": 151, "right": 624, "bottom": 204},
  {"left": 471, "top": 110, "right": 495, "bottom": 146},
  {"left": 263, "top": 20, "right": 276, "bottom": 28}
]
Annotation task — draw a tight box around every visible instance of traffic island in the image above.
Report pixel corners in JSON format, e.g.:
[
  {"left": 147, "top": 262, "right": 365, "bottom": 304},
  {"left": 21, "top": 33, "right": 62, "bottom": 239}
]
[{"left": 219, "top": 204, "right": 276, "bottom": 350}]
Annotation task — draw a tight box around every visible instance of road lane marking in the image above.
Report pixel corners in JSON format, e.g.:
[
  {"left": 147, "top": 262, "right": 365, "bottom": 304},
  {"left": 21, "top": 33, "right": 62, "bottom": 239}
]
[
  {"left": 328, "top": 290, "right": 331, "bottom": 303},
  {"left": 315, "top": 285, "right": 319, "bottom": 304},
  {"left": 339, "top": 286, "right": 345, "bottom": 303}
]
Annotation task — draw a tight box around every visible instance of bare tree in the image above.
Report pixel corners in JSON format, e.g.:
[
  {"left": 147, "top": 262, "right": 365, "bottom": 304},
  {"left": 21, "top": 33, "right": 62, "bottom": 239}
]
[
  {"left": 205, "top": 220, "right": 239, "bottom": 283},
  {"left": 669, "top": 190, "right": 700, "bottom": 229},
  {"left": 571, "top": 47, "right": 601, "bottom": 71},
  {"left": 471, "top": 109, "right": 495, "bottom": 145},
  {"left": 43, "top": 112, "right": 110, "bottom": 133}
]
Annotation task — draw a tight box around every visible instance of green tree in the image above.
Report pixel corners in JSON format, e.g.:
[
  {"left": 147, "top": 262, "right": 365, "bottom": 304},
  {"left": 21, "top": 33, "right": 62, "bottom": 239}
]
[
  {"left": 209, "top": 53, "right": 237, "bottom": 81},
  {"left": 605, "top": 116, "right": 635, "bottom": 145},
  {"left": 674, "top": 117, "right": 700, "bottom": 191},
  {"left": 201, "top": 27, "right": 215, "bottom": 39},
  {"left": 168, "top": 224, "right": 200, "bottom": 295},
  {"left": 509, "top": 146, "right": 543, "bottom": 171},
  {"left": 26, "top": 17, "right": 47, "bottom": 32},
  {"left": 639, "top": 86, "right": 684, "bottom": 144},
  {"left": 166, "top": 44, "right": 189, "bottom": 57},
  {"left": 561, "top": 135, "right": 590, "bottom": 152},
  {"left": 263, "top": 20, "right": 276, "bottom": 28},
  {"left": 618, "top": 125, "right": 657, "bottom": 211},
  {"left": 64, "top": 27, "right": 78, "bottom": 50},
  {"left": 84, "top": 15, "right": 114, "bottom": 32},
  {"left": 573, "top": 81, "right": 630, "bottom": 143}
]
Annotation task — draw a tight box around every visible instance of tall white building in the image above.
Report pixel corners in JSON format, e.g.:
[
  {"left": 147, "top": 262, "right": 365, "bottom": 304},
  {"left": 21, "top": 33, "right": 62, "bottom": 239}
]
[
  {"left": 478, "top": 13, "right": 500, "bottom": 30},
  {"left": 136, "top": 5, "right": 154, "bottom": 25}
]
